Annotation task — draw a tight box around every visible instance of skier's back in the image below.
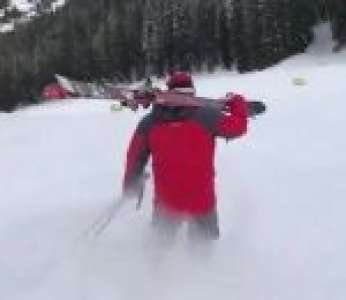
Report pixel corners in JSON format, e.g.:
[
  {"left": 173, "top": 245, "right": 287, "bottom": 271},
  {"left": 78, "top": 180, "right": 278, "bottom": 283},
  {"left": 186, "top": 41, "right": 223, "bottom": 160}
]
[{"left": 123, "top": 71, "right": 249, "bottom": 241}]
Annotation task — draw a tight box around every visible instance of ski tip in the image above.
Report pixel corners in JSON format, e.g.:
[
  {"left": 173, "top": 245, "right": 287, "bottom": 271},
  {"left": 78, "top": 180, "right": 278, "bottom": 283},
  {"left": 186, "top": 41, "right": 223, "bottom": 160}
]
[{"left": 248, "top": 101, "right": 266, "bottom": 117}]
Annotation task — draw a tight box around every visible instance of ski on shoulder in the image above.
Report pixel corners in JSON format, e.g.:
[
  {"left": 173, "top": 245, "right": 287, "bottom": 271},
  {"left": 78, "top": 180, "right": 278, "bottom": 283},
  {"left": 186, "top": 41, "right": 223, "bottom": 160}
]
[{"left": 55, "top": 74, "right": 266, "bottom": 117}]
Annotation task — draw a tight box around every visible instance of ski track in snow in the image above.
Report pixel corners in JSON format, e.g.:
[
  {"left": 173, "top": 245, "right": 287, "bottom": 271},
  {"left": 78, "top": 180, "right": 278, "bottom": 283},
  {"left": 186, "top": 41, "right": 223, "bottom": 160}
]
[{"left": 1, "top": 23, "right": 346, "bottom": 300}]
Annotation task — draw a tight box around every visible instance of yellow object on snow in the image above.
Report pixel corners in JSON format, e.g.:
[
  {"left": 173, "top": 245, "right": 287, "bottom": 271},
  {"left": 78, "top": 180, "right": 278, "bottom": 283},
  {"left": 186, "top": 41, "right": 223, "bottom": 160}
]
[
  {"left": 292, "top": 77, "right": 307, "bottom": 86},
  {"left": 110, "top": 103, "right": 123, "bottom": 112}
]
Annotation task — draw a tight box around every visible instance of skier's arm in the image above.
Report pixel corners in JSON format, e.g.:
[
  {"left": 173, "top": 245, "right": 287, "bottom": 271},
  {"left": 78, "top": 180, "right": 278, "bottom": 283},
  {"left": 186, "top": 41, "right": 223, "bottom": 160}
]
[
  {"left": 215, "top": 94, "right": 249, "bottom": 138},
  {"left": 122, "top": 126, "right": 150, "bottom": 198}
]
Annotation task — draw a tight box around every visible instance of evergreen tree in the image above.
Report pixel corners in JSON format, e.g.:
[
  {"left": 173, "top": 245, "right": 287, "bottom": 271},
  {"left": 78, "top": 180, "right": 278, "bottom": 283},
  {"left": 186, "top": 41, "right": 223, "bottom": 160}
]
[
  {"left": 330, "top": 0, "right": 346, "bottom": 51},
  {"left": 219, "top": 0, "right": 234, "bottom": 70},
  {"left": 232, "top": 0, "right": 252, "bottom": 72},
  {"left": 0, "top": 0, "right": 9, "bottom": 10},
  {"left": 287, "top": 0, "right": 316, "bottom": 53}
]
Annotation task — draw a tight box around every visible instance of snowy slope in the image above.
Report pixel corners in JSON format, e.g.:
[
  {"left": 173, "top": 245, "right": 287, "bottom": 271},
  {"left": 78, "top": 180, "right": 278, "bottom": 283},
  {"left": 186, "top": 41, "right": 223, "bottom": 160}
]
[{"left": 1, "top": 23, "right": 346, "bottom": 300}]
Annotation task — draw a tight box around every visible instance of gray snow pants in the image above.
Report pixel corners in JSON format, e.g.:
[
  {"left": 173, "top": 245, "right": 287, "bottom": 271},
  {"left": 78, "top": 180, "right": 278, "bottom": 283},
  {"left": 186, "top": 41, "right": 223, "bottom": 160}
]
[{"left": 151, "top": 208, "right": 220, "bottom": 242}]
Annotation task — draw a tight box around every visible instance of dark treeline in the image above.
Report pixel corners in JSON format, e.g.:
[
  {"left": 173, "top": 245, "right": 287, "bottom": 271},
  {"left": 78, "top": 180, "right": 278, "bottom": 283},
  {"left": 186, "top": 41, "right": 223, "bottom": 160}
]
[{"left": 0, "top": 0, "right": 345, "bottom": 112}]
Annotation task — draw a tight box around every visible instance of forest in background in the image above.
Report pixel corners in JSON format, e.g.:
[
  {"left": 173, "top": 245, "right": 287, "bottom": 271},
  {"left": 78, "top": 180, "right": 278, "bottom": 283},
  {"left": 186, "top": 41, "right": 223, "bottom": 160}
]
[{"left": 0, "top": 0, "right": 345, "bottom": 111}]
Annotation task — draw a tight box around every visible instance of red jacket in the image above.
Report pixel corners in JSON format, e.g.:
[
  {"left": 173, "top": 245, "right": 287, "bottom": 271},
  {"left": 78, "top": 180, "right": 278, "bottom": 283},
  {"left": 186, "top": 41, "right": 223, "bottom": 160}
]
[{"left": 123, "top": 96, "right": 249, "bottom": 216}]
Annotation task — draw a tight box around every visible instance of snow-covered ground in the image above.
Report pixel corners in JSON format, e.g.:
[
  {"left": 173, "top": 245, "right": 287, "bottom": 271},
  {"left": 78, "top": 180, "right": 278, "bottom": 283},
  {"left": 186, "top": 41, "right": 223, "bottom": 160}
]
[{"left": 1, "top": 23, "right": 346, "bottom": 300}]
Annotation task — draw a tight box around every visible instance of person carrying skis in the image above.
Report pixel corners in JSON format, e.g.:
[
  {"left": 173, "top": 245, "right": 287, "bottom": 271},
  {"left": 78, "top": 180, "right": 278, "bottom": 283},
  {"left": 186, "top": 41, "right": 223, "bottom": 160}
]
[{"left": 122, "top": 71, "right": 249, "bottom": 241}]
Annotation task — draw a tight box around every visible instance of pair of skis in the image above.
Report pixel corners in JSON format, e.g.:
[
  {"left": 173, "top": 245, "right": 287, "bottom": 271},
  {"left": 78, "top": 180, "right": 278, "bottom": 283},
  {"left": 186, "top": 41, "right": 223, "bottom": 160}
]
[{"left": 55, "top": 74, "right": 267, "bottom": 117}]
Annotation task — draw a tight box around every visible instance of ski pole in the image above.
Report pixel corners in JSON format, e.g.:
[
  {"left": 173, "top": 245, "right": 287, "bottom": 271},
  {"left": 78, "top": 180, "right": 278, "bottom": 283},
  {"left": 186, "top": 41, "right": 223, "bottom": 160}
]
[
  {"left": 84, "top": 197, "right": 126, "bottom": 238},
  {"left": 136, "top": 172, "right": 150, "bottom": 211}
]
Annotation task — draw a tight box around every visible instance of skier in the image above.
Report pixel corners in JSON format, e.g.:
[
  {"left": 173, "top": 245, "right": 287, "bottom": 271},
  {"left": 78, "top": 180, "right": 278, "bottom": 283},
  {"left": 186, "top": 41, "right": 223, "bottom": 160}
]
[{"left": 122, "top": 71, "right": 249, "bottom": 242}]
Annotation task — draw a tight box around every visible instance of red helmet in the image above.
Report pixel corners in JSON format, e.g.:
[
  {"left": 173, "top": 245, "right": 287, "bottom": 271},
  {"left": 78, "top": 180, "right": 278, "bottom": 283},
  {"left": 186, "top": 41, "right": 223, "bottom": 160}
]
[{"left": 166, "top": 71, "right": 194, "bottom": 90}]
